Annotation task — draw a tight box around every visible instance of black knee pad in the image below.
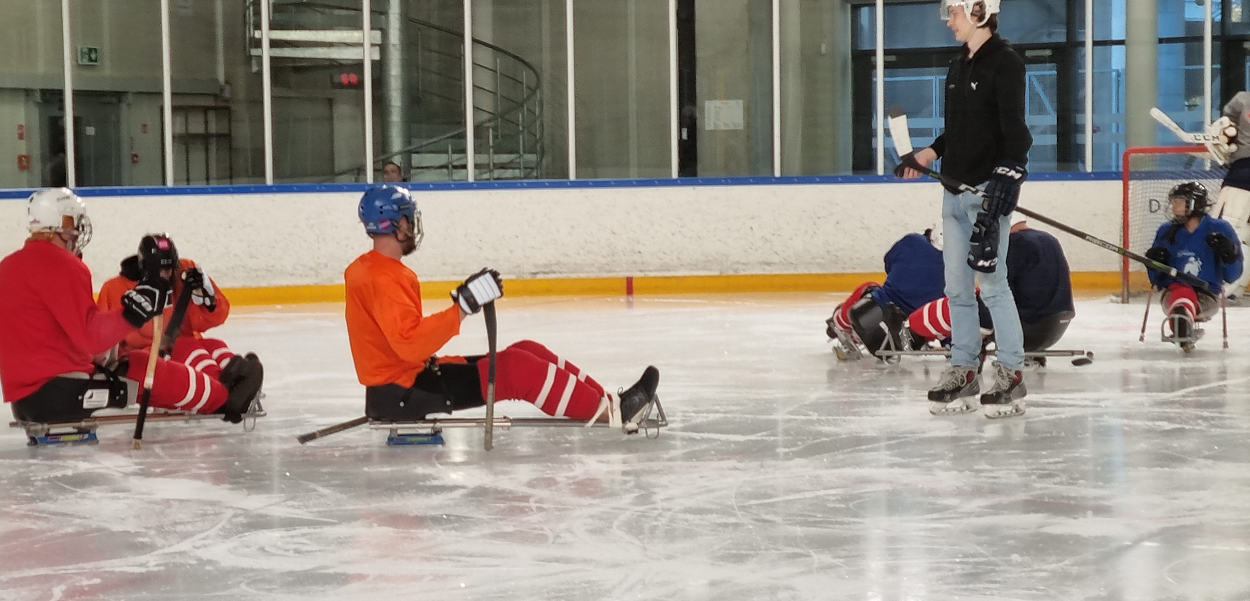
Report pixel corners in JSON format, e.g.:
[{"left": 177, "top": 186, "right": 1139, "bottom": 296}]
[
  {"left": 1021, "top": 311, "right": 1073, "bottom": 352},
  {"left": 849, "top": 297, "right": 888, "bottom": 356}
]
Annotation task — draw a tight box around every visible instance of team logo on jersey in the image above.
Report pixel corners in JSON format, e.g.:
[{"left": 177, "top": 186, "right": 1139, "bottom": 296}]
[{"left": 1183, "top": 255, "right": 1203, "bottom": 277}]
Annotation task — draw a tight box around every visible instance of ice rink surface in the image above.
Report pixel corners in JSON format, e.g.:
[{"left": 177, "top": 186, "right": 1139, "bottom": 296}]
[{"left": 3, "top": 293, "right": 1250, "bottom": 601}]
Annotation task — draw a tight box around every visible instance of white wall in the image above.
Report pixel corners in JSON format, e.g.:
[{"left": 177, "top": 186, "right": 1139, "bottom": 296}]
[{"left": 0, "top": 179, "right": 1122, "bottom": 290}]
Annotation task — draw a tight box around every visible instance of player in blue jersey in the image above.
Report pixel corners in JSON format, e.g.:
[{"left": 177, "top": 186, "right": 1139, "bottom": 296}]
[
  {"left": 826, "top": 228, "right": 945, "bottom": 358},
  {"left": 1145, "top": 181, "right": 1244, "bottom": 351}
]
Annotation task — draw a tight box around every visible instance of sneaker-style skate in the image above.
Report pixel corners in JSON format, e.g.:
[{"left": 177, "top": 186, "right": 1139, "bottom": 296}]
[
  {"left": 981, "top": 363, "right": 1026, "bottom": 418},
  {"left": 617, "top": 366, "right": 660, "bottom": 434},
  {"left": 928, "top": 366, "right": 980, "bottom": 415}
]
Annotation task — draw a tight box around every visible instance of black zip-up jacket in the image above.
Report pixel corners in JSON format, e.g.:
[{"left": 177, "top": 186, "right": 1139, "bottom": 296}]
[{"left": 929, "top": 34, "right": 1032, "bottom": 193}]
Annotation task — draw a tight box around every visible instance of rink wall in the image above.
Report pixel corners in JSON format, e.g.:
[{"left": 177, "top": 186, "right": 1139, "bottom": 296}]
[{"left": 0, "top": 175, "right": 1122, "bottom": 303}]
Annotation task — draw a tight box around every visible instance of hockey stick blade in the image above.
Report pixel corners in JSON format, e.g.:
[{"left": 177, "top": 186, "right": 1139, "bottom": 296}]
[
  {"left": 1150, "top": 107, "right": 1222, "bottom": 143},
  {"left": 886, "top": 106, "right": 914, "bottom": 156},
  {"left": 296, "top": 416, "right": 369, "bottom": 444}
]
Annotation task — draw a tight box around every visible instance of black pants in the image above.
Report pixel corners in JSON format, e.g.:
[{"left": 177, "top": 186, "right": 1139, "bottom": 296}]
[
  {"left": 1021, "top": 311, "right": 1074, "bottom": 352},
  {"left": 10, "top": 373, "right": 129, "bottom": 423},
  {"left": 366, "top": 358, "right": 487, "bottom": 421}
]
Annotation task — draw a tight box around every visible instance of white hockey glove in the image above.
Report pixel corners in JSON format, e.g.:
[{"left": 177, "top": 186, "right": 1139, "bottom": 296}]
[
  {"left": 182, "top": 266, "right": 218, "bottom": 312},
  {"left": 1205, "top": 116, "right": 1237, "bottom": 165},
  {"left": 451, "top": 268, "right": 503, "bottom": 315}
]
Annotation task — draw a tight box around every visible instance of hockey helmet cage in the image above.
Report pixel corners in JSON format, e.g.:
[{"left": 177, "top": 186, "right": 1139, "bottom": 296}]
[
  {"left": 924, "top": 223, "right": 944, "bottom": 252},
  {"left": 27, "top": 187, "right": 92, "bottom": 255},
  {"left": 359, "top": 185, "right": 423, "bottom": 247},
  {"left": 940, "top": 0, "right": 1000, "bottom": 27},
  {"left": 137, "top": 233, "right": 179, "bottom": 273},
  {"left": 1167, "top": 181, "right": 1210, "bottom": 220}
]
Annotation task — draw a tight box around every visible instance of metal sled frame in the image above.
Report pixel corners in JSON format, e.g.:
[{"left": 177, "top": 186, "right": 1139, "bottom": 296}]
[
  {"left": 829, "top": 324, "right": 864, "bottom": 361},
  {"left": 1160, "top": 311, "right": 1205, "bottom": 351},
  {"left": 10, "top": 393, "right": 267, "bottom": 446},
  {"left": 875, "top": 348, "right": 1095, "bottom": 367},
  {"left": 369, "top": 395, "right": 670, "bottom": 443}
]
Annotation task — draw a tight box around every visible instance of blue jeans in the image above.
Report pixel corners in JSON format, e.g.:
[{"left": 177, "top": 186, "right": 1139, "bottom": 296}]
[{"left": 942, "top": 187, "right": 1024, "bottom": 370}]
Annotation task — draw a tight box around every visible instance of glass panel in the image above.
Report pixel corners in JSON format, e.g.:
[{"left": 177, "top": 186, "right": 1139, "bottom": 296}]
[
  {"left": 403, "top": 0, "right": 467, "bottom": 182},
  {"left": 573, "top": 0, "right": 671, "bottom": 179},
  {"left": 169, "top": 0, "right": 234, "bottom": 185},
  {"left": 471, "top": 0, "right": 564, "bottom": 180},
  {"left": 695, "top": 0, "right": 773, "bottom": 177},
  {"left": 779, "top": 0, "right": 854, "bottom": 175},
  {"left": 1089, "top": 44, "right": 1126, "bottom": 170},
  {"left": 875, "top": 66, "right": 948, "bottom": 175},
  {"left": 1156, "top": 41, "right": 1221, "bottom": 135}
]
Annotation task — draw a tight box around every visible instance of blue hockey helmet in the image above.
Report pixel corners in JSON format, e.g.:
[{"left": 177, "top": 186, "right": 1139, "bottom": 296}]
[{"left": 359, "top": 185, "right": 422, "bottom": 245}]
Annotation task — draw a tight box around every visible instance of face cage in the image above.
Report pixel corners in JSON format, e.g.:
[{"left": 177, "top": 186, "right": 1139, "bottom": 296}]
[
  {"left": 939, "top": 0, "right": 990, "bottom": 26},
  {"left": 72, "top": 215, "right": 93, "bottom": 255}
]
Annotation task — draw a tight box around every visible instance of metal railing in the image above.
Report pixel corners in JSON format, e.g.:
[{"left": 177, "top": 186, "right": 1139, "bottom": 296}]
[{"left": 247, "top": 0, "right": 544, "bottom": 182}]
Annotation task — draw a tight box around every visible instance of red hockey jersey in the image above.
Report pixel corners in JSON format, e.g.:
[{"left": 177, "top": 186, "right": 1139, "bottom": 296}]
[{"left": 0, "top": 240, "right": 134, "bottom": 402}]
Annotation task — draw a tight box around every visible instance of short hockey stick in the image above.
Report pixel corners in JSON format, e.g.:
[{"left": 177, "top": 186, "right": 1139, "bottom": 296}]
[
  {"left": 296, "top": 416, "right": 369, "bottom": 444},
  {"left": 1150, "top": 108, "right": 1223, "bottom": 144},
  {"left": 887, "top": 108, "right": 1212, "bottom": 292},
  {"left": 1221, "top": 291, "right": 1229, "bottom": 349},
  {"left": 483, "top": 302, "right": 498, "bottom": 451},
  {"left": 132, "top": 281, "right": 196, "bottom": 449}
]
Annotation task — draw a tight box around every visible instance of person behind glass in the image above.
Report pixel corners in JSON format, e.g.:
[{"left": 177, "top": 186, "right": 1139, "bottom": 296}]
[
  {"left": 896, "top": 0, "right": 1032, "bottom": 418},
  {"left": 381, "top": 161, "right": 406, "bottom": 183}
]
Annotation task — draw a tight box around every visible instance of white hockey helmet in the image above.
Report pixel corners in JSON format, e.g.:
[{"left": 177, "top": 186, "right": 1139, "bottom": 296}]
[
  {"left": 27, "top": 187, "right": 92, "bottom": 254},
  {"left": 940, "top": 0, "right": 1000, "bottom": 27}
]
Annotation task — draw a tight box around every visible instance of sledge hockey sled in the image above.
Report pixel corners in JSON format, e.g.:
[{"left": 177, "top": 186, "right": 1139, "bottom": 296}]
[
  {"left": 10, "top": 393, "right": 266, "bottom": 447},
  {"left": 368, "top": 395, "right": 669, "bottom": 445},
  {"left": 1161, "top": 311, "right": 1204, "bottom": 352},
  {"left": 875, "top": 347, "right": 1095, "bottom": 367}
]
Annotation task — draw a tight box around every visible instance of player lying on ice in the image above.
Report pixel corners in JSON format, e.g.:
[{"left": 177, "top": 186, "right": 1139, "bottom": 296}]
[
  {"left": 346, "top": 185, "right": 660, "bottom": 433},
  {"left": 0, "top": 189, "right": 262, "bottom": 426},
  {"left": 825, "top": 228, "right": 945, "bottom": 359},
  {"left": 889, "top": 217, "right": 1075, "bottom": 364},
  {"left": 96, "top": 233, "right": 264, "bottom": 421},
  {"left": 1144, "top": 182, "right": 1244, "bottom": 351}
]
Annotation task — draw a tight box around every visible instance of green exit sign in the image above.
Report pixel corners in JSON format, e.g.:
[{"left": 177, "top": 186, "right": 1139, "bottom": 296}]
[{"left": 77, "top": 46, "right": 99, "bottom": 65}]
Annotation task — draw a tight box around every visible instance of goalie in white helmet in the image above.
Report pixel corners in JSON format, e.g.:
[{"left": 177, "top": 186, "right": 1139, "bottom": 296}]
[{"left": 1209, "top": 91, "right": 1250, "bottom": 301}]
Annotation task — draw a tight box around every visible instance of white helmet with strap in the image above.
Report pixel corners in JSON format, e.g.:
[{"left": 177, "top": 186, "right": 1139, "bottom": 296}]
[
  {"left": 27, "top": 187, "right": 92, "bottom": 254},
  {"left": 940, "top": 0, "right": 1001, "bottom": 27}
]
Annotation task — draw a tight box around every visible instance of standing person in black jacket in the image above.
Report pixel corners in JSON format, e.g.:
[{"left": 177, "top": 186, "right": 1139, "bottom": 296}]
[{"left": 898, "top": 0, "right": 1033, "bottom": 418}]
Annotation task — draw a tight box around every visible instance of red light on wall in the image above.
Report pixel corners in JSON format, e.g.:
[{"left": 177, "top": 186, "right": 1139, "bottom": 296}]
[{"left": 333, "top": 72, "right": 362, "bottom": 88}]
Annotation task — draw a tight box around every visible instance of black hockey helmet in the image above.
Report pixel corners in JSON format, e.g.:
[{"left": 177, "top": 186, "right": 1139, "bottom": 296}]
[
  {"left": 137, "top": 233, "right": 179, "bottom": 274},
  {"left": 1167, "top": 181, "right": 1210, "bottom": 221}
]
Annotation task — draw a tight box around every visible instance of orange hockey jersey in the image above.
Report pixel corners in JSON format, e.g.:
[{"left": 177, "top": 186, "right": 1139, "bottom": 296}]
[
  {"left": 345, "top": 250, "right": 461, "bottom": 388},
  {"left": 97, "top": 257, "right": 230, "bottom": 352}
]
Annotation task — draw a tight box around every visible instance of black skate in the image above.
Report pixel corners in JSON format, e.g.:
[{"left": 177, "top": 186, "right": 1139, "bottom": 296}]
[
  {"left": 980, "top": 363, "right": 1026, "bottom": 419},
  {"left": 617, "top": 366, "right": 659, "bottom": 435},
  {"left": 217, "top": 353, "right": 264, "bottom": 423},
  {"left": 928, "top": 366, "right": 980, "bottom": 415}
]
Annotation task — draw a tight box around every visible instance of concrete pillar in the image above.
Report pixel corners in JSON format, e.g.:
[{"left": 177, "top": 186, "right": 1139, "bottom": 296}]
[
  {"left": 1125, "top": 0, "right": 1157, "bottom": 147},
  {"left": 385, "top": 0, "right": 408, "bottom": 168}
]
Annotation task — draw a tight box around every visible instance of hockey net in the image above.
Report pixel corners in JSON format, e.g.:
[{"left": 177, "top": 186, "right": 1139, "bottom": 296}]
[{"left": 1120, "top": 145, "right": 1226, "bottom": 302}]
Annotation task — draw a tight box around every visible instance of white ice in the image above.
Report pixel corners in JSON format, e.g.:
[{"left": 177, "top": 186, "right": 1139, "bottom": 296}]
[{"left": 3, "top": 294, "right": 1250, "bottom": 601}]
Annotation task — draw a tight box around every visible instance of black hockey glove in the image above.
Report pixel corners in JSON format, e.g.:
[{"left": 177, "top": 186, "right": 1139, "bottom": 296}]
[
  {"left": 967, "top": 212, "right": 1000, "bottom": 274},
  {"left": 1206, "top": 232, "right": 1239, "bottom": 263},
  {"left": 1145, "top": 246, "right": 1171, "bottom": 266},
  {"left": 451, "top": 268, "right": 504, "bottom": 315},
  {"left": 121, "top": 278, "right": 171, "bottom": 328},
  {"left": 182, "top": 266, "right": 218, "bottom": 312},
  {"left": 982, "top": 161, "right": 1028, "bottom": 218}
]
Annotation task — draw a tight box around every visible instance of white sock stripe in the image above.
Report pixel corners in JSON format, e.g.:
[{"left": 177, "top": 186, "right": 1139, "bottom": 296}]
[
  {"left": 211, "top": 348, "right": 232, "bottom": 360},
  {"left": 554, "top": 375, "right": 577, "bottom": 417},
  {"left": 184, "top": 349, "right": 209, "bottom": 363},
  {"left": 174, "top": 364, "right": 198, "bottom": 408},
  {"left": 534, "top": 363, "right": 557, "bottom": 410},
  {"left": 189, "top": 373, "right": 213, "bottom": 412},
  {"left": 557, "top": 358, "right": 566, "bottom": 370},
  {"left": 935, "top": 300, "right": 951, "bottom": 332},
  {"left": 921, "top": 309, "right": 935, "bottom": 338},
  {"left": 192, "top": 358, "right": 216, "bottom": 373},
  {"left": 577, "top": 371, "right": 587, "bottom": 382}
]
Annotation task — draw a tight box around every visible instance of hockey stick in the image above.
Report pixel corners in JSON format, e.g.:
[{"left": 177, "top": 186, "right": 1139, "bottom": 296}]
[
  {"left": 887, "top": 108, "right": 1212, "bottom": 292},
  {"left": 1149, "top": 108, "right": 1223, "bottom": 144},
  {"left": 483, "top": 301, "right": 498, "bottom": 451},
  {"left": 132, "top": 281, "right": 195, "bottom": 449},
  {"left": 296, "top": 416, "right": 369, "bottom": 444},
  {"left": 1139, "top": 288, "right": 1154, "bottom": 342},
  {"left": 1222, "top": 291, "right": 1229, "bottom": 349}
]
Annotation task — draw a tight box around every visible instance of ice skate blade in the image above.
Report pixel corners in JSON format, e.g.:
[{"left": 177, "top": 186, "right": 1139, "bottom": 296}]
[
  {"left": 984, "top": 401, "right": 1026, "bottom": 419},
  {"left": 929, "top": 400, "right": 980, "bottom": 416}
]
